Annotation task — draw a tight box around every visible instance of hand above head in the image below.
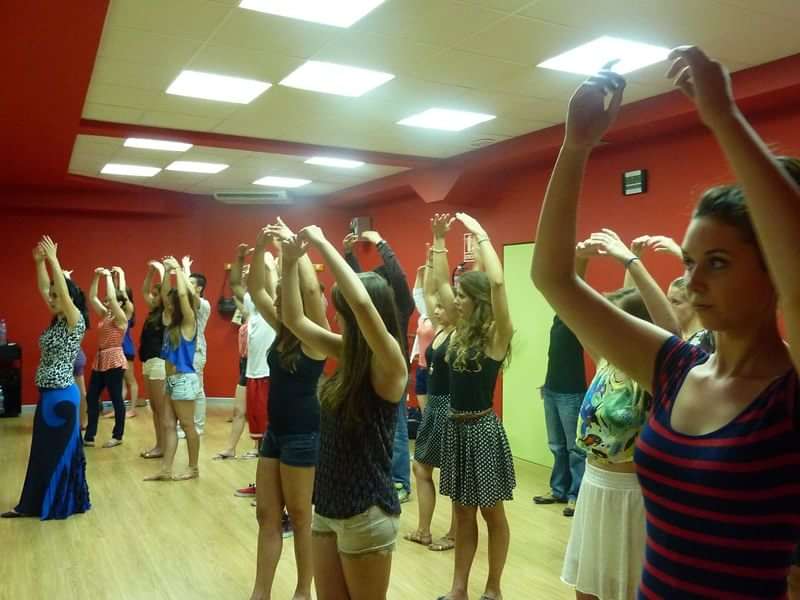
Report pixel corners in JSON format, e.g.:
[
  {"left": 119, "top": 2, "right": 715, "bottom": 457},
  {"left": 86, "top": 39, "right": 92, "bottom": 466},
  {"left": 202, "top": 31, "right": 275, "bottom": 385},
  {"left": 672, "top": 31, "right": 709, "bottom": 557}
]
[
  {"left": 666, "top": 46, "right": 738, "bottom": 131},
  {"left": 147, "top": 259, "right": 165, "bottom": 274},
  {"left": 431, "top": 213, "right": 455, "bottom": 239},
  {"left": 39, "top": 236, "right": 59, "bottom": 261},
  {"left": 63, "top": 270, "right": 73, "bottom": 280},
  {"left": 646, "top": 235, "right": 683, "bottom": 258},
  {"left": 588, "top": 228, "right": 636, "bottom": 263},
  {"left": 236, "top": 243, "right": 254, "bottom": 259},
  {"left": 181, "top": 256, "right": 193, "bottom": 272},
  {"left": 162, "top": 256, "right": 180, "bottom": 271},
  {"left": 630, "top": 235, "right": 651, "bottom": 257},
  {"left": 575, "top": 238, "right": 604, "bottom": 259},
  {"left": 342, "top": 232, "right": 358, "bottom": 253},
  {"left": 111, "top": 266, "right": 124, "bottom": 275},
  {"left": 32, "top": 244, "right": 45, "bottom": 262},
  {"left": 360, "top": 230, "right": 383, "bottom": 245},
  {"left": 298, "top": 225, "right": 326, "bottom": 247},
  {"left": 564, "top": 65, "right": 626, "bottom": 150},
  {"left": 281, "top": 235, "right": 310, "bottom": 263},
  {"left": 455, "top": 212, "right": 486, "bottom": 237},
  {"left": 95, "top": 267, "right": 111, "bottom": 277},
  {"left": 269, "top": 217, "right": 294, "bottom": 242}
]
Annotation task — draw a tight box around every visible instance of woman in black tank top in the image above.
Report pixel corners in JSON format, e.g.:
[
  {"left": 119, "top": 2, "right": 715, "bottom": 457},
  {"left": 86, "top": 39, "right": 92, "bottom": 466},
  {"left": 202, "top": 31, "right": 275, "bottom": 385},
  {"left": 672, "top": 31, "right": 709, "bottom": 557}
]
[
  {"left": 246, "top": 220, "right": 329, "bottom": 600},
  {"left": 405, "top": 248, "right": 458, "bottom": 552},
  {"left": 278, "top": 223, "right": 407, "bottom": 600},
  {"left": 429, "top": 213, "right": 515, "bottom": 600}
]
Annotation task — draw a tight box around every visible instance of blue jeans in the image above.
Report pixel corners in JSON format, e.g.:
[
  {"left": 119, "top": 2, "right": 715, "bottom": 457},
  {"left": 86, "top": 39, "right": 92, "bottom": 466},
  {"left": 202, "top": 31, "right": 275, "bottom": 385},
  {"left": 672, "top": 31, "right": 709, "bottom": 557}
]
[
  {"left": 542, "top": 387, "right": 585, "bottom": 501},
  {"left": 392, "top": 399, "right": 410, "bottom": 493}
]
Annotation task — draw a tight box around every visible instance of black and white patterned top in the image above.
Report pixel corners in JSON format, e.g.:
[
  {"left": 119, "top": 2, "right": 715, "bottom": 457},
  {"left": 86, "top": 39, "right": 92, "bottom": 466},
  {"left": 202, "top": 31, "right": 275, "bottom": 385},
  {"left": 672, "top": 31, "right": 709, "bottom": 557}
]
[
  {"left": 35, "top": 317, "right": 86, "bottom": 389},
  {"left": 313, "top": 390, "right": 400, "bottom": 520}
]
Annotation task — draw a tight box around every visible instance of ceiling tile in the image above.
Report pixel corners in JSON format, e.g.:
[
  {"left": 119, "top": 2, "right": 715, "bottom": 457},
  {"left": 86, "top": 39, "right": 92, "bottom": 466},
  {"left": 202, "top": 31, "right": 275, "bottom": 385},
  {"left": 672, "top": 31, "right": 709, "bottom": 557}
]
[
  {"left": 149, "top": 94, "right": 243, "bottom": 120},
  {"left": 416, "top": 50, "right": 532, "bottom": 91},
  {"left": 354, "top": 0, "right": 507, "bottom": 46},
  {"left": 89, "top": 56, "right": 179, "bottom": 92},
  {"left": 85, "top": 83, "right": 161, "bottom": 110},
  {"left": 97, "top": 26, "right": 203, "bottom": 65},
  {"left": 105, "top": 0, "right": 234, "bottom": 40},
  {"left": 208, "top": 8, "right": 337, "bottom": 57},
  {"left": 468, "top": 115, "right": 553, "bottom": 137},
  {"left": 457, "top": 89, "right": 566, "bottom": 123},
  {"left": 489, "top": 64, "right": 584, "bottom": 101},
  {"left": 717, "top": 0, "right": 800, "bottom": 21},
  {"left": 186, "top": 44, "right": 305, "bottom": 82},
  {"left": 82, "top": 103, "right": 145, "bottom": 124},
  {"left": 458, "top": 0, "right": 538, "bottom": 11},
  {"left": 453, "top": 15, "right": 587, "bottom": 65},
  {"left": 139, "top": 111, "right": 224, "bottom": 131}
]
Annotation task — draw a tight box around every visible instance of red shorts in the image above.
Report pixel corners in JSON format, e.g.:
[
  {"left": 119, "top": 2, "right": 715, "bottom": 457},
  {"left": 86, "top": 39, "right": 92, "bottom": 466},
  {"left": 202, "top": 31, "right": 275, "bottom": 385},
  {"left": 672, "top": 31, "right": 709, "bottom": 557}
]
[{"left": 246, "top": 377, "right": 269, "bottom": 440}]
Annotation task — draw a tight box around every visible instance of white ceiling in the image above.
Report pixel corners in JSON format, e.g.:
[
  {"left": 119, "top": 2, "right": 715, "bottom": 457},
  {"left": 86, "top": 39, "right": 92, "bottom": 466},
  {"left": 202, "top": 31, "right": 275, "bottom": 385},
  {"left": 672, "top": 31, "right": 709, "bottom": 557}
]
[{"left": 73, "top": 0, "right": 800, "bottom": 195}]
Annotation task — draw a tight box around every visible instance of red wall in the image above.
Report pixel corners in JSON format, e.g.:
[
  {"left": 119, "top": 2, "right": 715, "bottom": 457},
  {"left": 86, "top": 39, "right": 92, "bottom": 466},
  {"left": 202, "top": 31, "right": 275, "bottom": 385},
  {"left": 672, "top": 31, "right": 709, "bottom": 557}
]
[{"left": 3, "top": 104, "right": 800, "bottom": 408}]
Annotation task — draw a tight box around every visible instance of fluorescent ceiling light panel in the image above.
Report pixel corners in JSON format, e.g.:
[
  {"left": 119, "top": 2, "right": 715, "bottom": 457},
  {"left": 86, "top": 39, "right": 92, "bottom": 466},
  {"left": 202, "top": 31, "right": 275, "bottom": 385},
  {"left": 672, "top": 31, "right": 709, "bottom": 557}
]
[
  {"left": 397, "top": 108, "right": 496, "bottom": 132},
  {"left": 305, "top": 156, "right": 364, "bottom": 169},
  {"left": 253, "top": 176, "right": 311, "bottom": 188},
  {"left": 239, "top": 0, "right": 385, "bottom": 28},
  {"left": 166, "top": 70, "right": 271, "bottom": 104},
  {"left": 101, "top": 163, "right": 161, "bottom": 177},
  {"left": 537, "top": 36, "right": 670, "bottom": 75},
  {"left": 280, "top": 61, "right": 394, "bottom": 97},
  {"left": 166, "top": 161, "right": 229, "bottom": 174},
  {"left": 124, "top": 138, "right": 193, "bottom": 152}
]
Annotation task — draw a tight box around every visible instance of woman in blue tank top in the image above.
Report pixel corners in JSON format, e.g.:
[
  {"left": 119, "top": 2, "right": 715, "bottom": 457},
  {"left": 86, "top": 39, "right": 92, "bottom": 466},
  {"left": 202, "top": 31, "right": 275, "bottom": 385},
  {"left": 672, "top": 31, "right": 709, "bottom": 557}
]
[
  {"left": 144, "top": 256, "right": 199, "bottom": 482},
  {"left": 279, "top": 223, "right": 407, "bottom": 600},
  {"left": 429, "top": 213, "right": 515, "bottom": 600},
  {"left": 245, "top": 219, "right": 329, "bottom": 600}
]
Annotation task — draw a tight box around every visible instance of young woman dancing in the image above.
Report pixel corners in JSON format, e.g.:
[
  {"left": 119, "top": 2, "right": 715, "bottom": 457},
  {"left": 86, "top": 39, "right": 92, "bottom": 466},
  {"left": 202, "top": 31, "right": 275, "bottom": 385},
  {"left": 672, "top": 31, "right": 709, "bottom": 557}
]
[
  {"left": 431, "top": 213, "right": 515, "bottom": 600},
  {"left": 139, "top": 260, "right": 167, "bottom": 460},
  {"left": 280, "top": 224, "right": 407, "bottom": 600},
  {"left": 144, "top": 256, "right": 200, "bottom": 481},
  {"left": 84, "top": 267, "right": 129, "bottom": 448},
  {"left": 532, "top": 47, "right": 800, "bottom": 599},
  {"left": 247, "top": 218, "right": 329, "bottom": 600},
  {"left": 114, "top": 267, "right": 140, "bottom": 418},
  {"left": 3, "top": 236, "right": 90, "bottom": 519}
]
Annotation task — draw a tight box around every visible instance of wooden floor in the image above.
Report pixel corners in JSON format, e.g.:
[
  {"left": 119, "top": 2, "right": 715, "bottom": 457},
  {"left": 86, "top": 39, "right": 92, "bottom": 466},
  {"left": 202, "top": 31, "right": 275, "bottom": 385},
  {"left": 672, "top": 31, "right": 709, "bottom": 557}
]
[{"left": 0, "top": 405, "right": 574, "bottom": 600}]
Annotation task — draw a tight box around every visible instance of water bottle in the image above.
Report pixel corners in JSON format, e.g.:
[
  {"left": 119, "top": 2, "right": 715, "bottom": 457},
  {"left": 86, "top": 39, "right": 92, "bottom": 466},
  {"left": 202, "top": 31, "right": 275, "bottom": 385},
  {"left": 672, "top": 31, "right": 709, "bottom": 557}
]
[{"left": 0, "top": 319, "right": 6, "bottom": 345}]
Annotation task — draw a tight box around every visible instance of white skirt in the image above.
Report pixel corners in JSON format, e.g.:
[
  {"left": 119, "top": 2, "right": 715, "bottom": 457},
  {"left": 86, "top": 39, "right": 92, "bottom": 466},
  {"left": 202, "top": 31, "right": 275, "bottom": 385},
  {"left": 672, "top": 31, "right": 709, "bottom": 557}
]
[{"left": 561, "top": 461, "right": 646, "bottom": 600}]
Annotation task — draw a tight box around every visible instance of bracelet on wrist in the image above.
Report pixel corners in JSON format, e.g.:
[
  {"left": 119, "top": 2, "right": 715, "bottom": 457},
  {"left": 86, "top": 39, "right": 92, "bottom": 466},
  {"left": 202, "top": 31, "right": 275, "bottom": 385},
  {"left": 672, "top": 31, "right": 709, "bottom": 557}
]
[
  {"left": 476, "top": 236, "right": 490, "bottom": 244},
  {"left": 624, "top": 256, "right": 640, "bottom": 269},
  {"left": 431, "top": 248, "right": 448, "bottom": 254}
]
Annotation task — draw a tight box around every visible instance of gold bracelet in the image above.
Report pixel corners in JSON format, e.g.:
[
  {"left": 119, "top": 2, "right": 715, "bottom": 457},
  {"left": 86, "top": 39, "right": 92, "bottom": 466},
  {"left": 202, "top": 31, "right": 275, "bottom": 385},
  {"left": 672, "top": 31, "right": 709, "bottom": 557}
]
[{"left": 476, "top": 236, "right": 490, "bottom": 244}]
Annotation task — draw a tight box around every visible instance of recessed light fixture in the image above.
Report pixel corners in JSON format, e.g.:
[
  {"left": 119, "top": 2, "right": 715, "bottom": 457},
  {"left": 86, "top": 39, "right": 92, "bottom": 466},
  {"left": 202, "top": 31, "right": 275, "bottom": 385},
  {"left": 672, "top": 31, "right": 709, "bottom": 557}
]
[
  {"left": 239, "top": 0, "right": 385, "bottom": 28},
  {"left": 166, "top": 70, "right": 271, "bottom": 104},
  {"left": 280, "top": 61, "right": 394, "bottom": 97},
  {"left": 537, "top": 36, "right": 671, "bottom": 75},
  {"left": 253, "top": 176, "right": 312, "bottom": 188},
  {"left": 166, "top": 161, "right": 229, "bottom": 174},
  {"left": 101, "top": 163, "right": 161, "bottom": 177},
  {"left": 124, "top": 138, "right": 193, "bottom": 152},
  {"left": 397, "top": 108, "right": 496, "bottom": 132},
  {"left": 305, "top": 156, "right": 364, "bottom": 169}
]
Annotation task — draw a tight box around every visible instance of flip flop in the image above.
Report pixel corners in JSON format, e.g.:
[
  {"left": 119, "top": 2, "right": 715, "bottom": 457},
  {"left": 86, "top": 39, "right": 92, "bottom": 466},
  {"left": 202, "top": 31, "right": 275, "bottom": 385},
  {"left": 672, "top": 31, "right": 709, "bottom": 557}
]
[
  {"left": 240, "top": 450, "right": 259, "bottom": 460},
  {"left": 429, "top": 536, "right": 456, "bottom": 551},
  {"left": 212, "top": 452, "right": 236, "bottom": 460},
  {"left": 403, "top": 531, "right": 432, "bottom": 546},
  {"left": 140, "top": 450, "right": 163, "bottom": 459},
  {"left": 103, "top": 439, "right": 122, "bottom": 448},
  {"left": 143, "top": 472, "right": 173, "bottom": 481}
]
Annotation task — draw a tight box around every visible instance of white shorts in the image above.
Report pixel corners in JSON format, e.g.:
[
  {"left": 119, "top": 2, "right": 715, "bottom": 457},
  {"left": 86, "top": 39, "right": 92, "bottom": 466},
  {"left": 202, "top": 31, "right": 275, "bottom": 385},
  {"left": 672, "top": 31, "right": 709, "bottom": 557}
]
[
  {"left": 142, "top": 358, "right": 166, "bottom": 381},
  {"left": 312, "top": 506, "right": 399, "bottom": 556}
]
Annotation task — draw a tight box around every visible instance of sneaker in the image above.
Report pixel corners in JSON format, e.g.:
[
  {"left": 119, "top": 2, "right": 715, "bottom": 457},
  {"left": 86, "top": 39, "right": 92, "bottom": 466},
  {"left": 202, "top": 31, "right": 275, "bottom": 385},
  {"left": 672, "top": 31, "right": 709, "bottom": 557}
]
[
  {"left": 235, "top": 483, "right": 256, "bottom": 498},
  {"left": 533, "top": 493, "right": 567, "bottom": 505},
  {"left": 281, "top": 511, "right": 293, "bottom": 539},
  {"left": 394, "top": 482, "right": 411, "bottom": 504},
  {"left": 563, "top": 499, "right": 576, "bottom": 517}
]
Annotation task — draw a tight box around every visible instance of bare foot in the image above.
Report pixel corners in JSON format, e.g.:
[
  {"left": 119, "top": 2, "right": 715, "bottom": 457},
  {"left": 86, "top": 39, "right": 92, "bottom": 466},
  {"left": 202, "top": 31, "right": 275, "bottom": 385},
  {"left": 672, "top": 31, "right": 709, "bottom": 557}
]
[
  {"left": 212, "top": 450, "right": 236, "bottom": 460},
  {"left": 140, "top": 448, "right": 163, "bottom": 459},
  {"left": 102, "top": 412, "right": 114, "bottom": 419},
  {"left": 173, "top": 467, "right": 199, "bottom": 481},
  {"left": 144, "top": 471, "right": 173, "bottom": 481},
  {"left": 126, "top": 410, "right": 137, "bottom": 418}
]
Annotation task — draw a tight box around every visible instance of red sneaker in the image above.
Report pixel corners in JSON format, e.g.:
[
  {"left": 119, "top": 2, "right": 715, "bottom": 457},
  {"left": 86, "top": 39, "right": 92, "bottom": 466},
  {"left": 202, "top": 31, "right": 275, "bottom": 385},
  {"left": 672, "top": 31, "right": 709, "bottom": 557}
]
[{"left": 234, "top": 483, "right": 256, "bottom": 498}]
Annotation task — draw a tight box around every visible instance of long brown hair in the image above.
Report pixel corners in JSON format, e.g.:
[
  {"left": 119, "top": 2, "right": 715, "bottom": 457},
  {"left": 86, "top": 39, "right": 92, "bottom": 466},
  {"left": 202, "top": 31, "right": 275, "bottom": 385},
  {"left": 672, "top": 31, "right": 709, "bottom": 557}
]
[
  {"left": 166, "top": 287, "right": 196, "bottom": 348},
  {"left": 145, "top": 284, "right": 163, "bottom": 330},
  {"left": 319, "top": 272, "right": 402, "bottom": 430}
]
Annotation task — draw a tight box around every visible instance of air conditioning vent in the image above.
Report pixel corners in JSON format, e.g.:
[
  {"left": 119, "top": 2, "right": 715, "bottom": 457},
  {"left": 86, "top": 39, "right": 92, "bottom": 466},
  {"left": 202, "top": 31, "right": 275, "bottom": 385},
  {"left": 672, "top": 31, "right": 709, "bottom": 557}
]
[{"left": 214, "top": 190, "right": 292, "bottom": 205}]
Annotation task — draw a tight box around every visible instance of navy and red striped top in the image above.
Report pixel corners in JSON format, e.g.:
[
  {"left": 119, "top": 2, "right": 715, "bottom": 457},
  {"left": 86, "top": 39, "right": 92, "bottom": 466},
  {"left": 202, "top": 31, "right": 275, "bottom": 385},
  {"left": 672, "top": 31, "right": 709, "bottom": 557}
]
[{"left": 635, "top": 336, "right": 800, "bottom": 599}]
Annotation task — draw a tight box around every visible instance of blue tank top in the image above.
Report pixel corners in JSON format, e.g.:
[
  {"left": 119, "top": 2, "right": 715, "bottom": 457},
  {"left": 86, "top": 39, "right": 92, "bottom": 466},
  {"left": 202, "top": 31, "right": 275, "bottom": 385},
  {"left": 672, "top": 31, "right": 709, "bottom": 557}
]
[
  {"left": 160, "top": 328, "right": 196, "bottom": 373},
  {"left": 122, "top": 318, "right": 135, "bottom": 356}
]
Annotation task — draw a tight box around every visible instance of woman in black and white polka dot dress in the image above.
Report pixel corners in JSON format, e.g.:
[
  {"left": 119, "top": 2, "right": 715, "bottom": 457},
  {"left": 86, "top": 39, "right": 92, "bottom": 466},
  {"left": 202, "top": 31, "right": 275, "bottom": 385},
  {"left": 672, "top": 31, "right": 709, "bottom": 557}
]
[{"left": 429, "top": 213, "right": 515, "bottom": 600}]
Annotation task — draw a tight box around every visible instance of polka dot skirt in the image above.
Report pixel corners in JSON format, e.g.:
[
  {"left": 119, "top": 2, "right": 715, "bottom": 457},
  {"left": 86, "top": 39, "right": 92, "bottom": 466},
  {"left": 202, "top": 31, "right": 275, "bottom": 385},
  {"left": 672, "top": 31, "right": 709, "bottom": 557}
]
[
  {"left": 414, "top": 394, "right": 450, "bottom": 468},
  {"left": 439, "top": 411, "right": 516, "bottom": 507}
]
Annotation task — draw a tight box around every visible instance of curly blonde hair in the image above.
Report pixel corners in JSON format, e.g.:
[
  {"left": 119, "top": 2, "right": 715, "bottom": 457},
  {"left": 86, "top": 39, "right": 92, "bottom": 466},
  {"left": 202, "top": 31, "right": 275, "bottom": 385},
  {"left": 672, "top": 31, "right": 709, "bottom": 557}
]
[{"left": 447, "top": 270, "right": 496, "bottom": 372}]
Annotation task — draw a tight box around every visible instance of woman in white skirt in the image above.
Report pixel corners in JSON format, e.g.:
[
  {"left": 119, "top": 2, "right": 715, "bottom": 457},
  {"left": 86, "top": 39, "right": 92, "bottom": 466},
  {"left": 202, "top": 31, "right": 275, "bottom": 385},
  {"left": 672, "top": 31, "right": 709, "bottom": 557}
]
[
  {"left": 562, "top": 232, "right": 679, "bottom": 600},
  {"left": 430, "top": 213, "right": 515, "bottom": 600}
]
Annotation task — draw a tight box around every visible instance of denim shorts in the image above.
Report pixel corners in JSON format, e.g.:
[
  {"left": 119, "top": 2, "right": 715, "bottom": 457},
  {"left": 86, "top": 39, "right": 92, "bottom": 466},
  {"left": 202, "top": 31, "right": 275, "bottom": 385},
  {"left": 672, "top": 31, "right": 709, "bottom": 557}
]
[
  {"left": 259, "top": 428, "right": 319, "bottom": 467},
  {"left": 165, "top": 372, "right": 200, "bottom": 401},
  {"left": 312, "top": 505, "right": 399, "bottom": 556},
  {"left": 415, "top": 366, "right": 429, "bottom": 395}
]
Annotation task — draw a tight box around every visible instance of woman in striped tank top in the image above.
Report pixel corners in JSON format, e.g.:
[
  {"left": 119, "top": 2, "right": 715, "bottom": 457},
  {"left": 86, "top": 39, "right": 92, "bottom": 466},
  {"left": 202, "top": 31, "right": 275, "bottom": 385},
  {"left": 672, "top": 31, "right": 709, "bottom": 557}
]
[
  {"left": 533, "top": 48, "right": 800, "bottom": 599},
  {"left": 83, "top": 267, "right": 129, "bottom": 448}
]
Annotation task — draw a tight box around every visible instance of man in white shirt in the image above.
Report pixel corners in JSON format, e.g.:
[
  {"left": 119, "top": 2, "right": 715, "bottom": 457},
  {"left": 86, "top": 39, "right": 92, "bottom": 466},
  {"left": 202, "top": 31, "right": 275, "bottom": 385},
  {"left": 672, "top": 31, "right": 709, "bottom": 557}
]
[{"left": 190, "top": 272, "right": 211, "bottom": 435}]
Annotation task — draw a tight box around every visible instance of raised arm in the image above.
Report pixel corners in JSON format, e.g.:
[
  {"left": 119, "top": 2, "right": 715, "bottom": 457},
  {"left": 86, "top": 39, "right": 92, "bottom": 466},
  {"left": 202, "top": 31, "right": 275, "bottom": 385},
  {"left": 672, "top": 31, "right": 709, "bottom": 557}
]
[
  {"left": 230, "top": 244, "right": 252, "bottom": 302},
  {"left": 667, "top": 46, "right": 800, "bottom": 370},
  {"left": 163, "top": 257, "right": 196, "bottom": 331},
  {"left": 456, "top": 213, "right": 514, "bottom": 356},
  {"left": 301, "top": 226, "right": 407, "bottom": 402},
  {"left": 280, "top": 236, "right": 342, "bottom": 360},
  {"left": 362, "top": 230, "right": 415, "bottom": 325},
  {"left": 112, "top": 266, "right": 134, "bottom": 319},
  {"left": 431, "top": 214, "right": 458, "bottom": 323},
  {"left": 102, "top": 270, "right": 128, "bottom": 327},
  {"left": 89, "top": 269, "right": 108, "bottom": 317},
  {"left": 530, "top": 69, "right": 670, "bottom": 393},
  {"left": 248, "top": 228, "right": 280, "bottom": 330},
  {"left": 33, "top": 245, "right": 52, "bottom": 309},
  {"left": 343, "top": 233, "right": 362, "bottom": 273},
  {"left": 38, "top": 236, "right": 81, "bottom": 329},
  {"left": 142, "top": 260, "right": 164, "bottom": 309},
  {"left": 421, "top": 248, "right": 440, "bottom": 327}
]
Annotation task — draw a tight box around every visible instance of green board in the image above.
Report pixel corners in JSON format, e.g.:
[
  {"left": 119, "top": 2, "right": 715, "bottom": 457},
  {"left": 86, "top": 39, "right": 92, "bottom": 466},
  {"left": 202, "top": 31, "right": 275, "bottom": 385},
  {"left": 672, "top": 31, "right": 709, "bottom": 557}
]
[{"left": 502, "top": 243, "right": 555, "bottom": 467}]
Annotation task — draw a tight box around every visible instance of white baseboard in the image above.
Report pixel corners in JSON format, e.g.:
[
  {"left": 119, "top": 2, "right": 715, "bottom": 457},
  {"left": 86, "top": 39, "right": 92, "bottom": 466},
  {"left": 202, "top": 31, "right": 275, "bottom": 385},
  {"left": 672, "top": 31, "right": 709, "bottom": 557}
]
[{"left": 18, "top": 396, "right": 235, "bottom": 415}]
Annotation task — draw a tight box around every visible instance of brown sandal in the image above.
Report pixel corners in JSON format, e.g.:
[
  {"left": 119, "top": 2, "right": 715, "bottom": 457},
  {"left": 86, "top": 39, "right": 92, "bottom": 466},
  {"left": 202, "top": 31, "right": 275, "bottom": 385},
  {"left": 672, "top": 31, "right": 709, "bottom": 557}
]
[
  {"left": 403, "top": 530, "right": 432, "bottom": 546},
  {"left": 429, "top": 536, "right": 456, "bottom": 551}
]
